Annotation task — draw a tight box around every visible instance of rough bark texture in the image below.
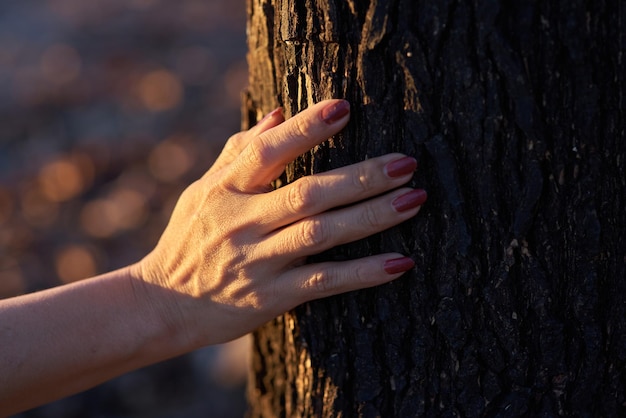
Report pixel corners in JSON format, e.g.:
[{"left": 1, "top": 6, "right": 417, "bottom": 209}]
[{"left": 243, "top": 0, "right": 626, "bottom": 416}]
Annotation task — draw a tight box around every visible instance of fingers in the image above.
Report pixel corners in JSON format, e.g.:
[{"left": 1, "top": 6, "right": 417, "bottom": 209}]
[
  {"left": 255, "top": 153, "right": 418, "bottom": 230},
  {"left": 251, "top": 107, "right": 284, "bottom": 135},
  {"left": 226, "top": 99, "right": 351, "bottom": 191},
  {"left": 262, "top": 187, "right": 427, "bottom": 259},
  {"left": 275, "top": 254, "right": 415, "bottom": 306},
  {"left": 206, "top": 108, "right": 285, "bottom": 176}
]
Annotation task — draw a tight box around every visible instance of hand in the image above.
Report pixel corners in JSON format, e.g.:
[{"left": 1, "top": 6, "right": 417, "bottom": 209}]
[{"left": 132, "top": 99, "right": 427, "bottom": 347}]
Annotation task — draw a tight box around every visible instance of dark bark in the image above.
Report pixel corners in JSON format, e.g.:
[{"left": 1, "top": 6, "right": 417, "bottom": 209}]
[{"left": 243, "top": 0, "right": 626, "bottom": 416}]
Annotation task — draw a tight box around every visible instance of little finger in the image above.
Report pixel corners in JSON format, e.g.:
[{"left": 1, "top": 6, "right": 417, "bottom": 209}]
[{"left": 275, "top": 254, "right": 415, "bottom": 306}]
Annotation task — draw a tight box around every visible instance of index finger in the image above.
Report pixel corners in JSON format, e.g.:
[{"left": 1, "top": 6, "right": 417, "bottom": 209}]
[{"left": 225, "top": 99, "right": 350, "bottom": 191}]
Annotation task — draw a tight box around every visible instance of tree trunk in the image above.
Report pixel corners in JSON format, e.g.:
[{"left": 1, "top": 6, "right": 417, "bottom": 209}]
[{"left": 243, "top": 0, "right": 626, "bottom": 416}]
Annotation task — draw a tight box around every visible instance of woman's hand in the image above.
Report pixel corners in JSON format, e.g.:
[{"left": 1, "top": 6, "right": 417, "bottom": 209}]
[
  {"left": 132, "top": 99, "right": 427, "bottom": 347},
  {"left": 0, "top": 99, "right": 427, "bottom": 414}
]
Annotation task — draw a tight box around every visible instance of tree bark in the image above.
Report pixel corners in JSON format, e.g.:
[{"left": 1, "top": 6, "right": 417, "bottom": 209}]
[{"left": 243, "top": 0, "right": 626, "bottom": 416}]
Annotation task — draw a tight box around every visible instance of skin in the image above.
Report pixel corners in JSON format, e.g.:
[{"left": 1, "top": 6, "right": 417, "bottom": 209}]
[{"left": 0, "top": 100, "right": 426, "bottom": 415}]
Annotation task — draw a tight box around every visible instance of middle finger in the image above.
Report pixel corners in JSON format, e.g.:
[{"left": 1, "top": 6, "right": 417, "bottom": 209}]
[
  {"left": 254, "top": 153, "right": 418, "bottom": 231},
  {"left": 260, "top": 186, "right": 427, "bottom": 260}
]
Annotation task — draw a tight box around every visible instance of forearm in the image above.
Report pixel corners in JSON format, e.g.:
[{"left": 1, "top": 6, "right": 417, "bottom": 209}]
[{"left": 0, "top": 266, "right": 189, "bottom": 416}]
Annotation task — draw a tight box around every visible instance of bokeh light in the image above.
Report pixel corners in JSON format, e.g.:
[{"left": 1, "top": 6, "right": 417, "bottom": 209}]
[
  {"left": 137, "top": 69, "right": 183, "bottom": 112},
  {"left": 55, "top": 244, "right": 98, "bottom": 284},
  {"left": 148, "top": 136, "right": 196, "bottom": 182},
  {"left": 2, "top": 0, "right": 249, "bottom": 415},
  {"left": 38, "top": 153, "right": 94, "bottom": 202},
  {"left": 80, "top": 188, "right": 148, "bottom": 238}
]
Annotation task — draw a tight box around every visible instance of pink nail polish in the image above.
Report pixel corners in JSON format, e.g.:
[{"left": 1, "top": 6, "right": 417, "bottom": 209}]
[
  {"left": 386, "top": 156, "right": 417, "bottom": 178},
  {"left": 392, "top": 189, "right": 427, "bottom": 212},
  {"left": 384, "top": 257, "right": 415, "bottom": 274},
  {"left": 257, "top": 107, "right": 282, "bottom": 125},
  {"left": 320, "top": 100, "right": 350, "bottom": 124}
]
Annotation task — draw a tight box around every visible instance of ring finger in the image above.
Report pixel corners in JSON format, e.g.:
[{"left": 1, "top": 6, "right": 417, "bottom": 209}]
[{"left": 261, "top": 187, "right": 427, "bottom": 260}]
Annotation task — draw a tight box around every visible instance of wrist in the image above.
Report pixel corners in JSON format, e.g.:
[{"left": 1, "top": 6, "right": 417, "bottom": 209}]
[{"left": 126, "top": 261, "right": 198, "bottom": 357}]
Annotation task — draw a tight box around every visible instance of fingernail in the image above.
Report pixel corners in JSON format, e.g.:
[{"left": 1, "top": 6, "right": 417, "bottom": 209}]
[
  {"left": 385, "top": 156, "right": 417, "bottom": 178},
  {"left": 320, "top": 100, "right": 350, "bottom": 124},
  {"left": 384, "top": 257, "right": 415, "bottom": 274},
  {"left": 258, "top": 107, "right": 282, "bottom": 125},
  {"left": 392, "top": 189, "right": 427, "bottom": 212}
]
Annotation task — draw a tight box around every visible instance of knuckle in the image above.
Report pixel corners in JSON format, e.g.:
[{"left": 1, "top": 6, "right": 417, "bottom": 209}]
[
  {"left": 353, "top": 263, "right": 371, "bottom": 285},
  {"left": 299, "top": 218, "right": 329, "bottom": 248},
  {"left": 245, "top": 137, "right": 272, "bottom": 167},
  {"left": 359, "top": 203, "right": 383, "bottom": 229},
  {"left": 292, "top": 114, "right": 314, "bottom": 139},
  {"left": 351, "top": 165, "right": 373, "bottom": 193},
  {"left": 308, "top": 269, "right": 337, "bottom": 295},
  {"left": 306, "top": 263, "right": 372, "bottom": 296},
  {"left": 227, "top": 132, "right": 247, "bottom": 150},
  {"left": 287, "top": 179, "right": 319, "bottom": 214}
]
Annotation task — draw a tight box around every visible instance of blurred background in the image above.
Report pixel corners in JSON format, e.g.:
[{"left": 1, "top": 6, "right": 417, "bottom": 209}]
[{"left": 1, "top": 0, "right": 250, "bottom": 416}]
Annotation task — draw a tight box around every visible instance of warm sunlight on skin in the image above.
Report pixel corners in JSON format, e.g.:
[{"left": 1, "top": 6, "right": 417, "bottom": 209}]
[{"left": 0, "top": 100, "right": 427, "bottom": 415}]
